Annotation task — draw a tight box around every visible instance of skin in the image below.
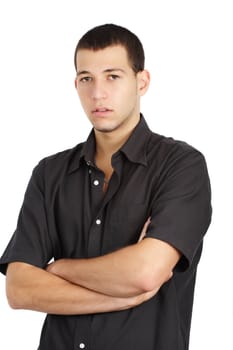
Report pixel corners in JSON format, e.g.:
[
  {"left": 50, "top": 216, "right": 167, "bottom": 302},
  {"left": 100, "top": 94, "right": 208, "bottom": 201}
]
[
  {"left": 6, "top": 45, "right": 180, "bottom": 314},
  {"left": 74, "top": 45, "right": 151, "bottom": 182},
  {"left": 75, "top": 45, "right": 148, "bottom": 137},
  {"left": 6, "top": 215, "right": 157, "bottom": 314}
]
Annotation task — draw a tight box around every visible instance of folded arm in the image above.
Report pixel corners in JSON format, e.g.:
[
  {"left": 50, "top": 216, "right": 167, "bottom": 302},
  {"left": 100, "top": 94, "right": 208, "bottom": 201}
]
[
  {"left": 47, "top": 237, "right": 181, "bottom": 298},
  {"left": 6, "top": 262, "right": 157, "bottom": 315}
]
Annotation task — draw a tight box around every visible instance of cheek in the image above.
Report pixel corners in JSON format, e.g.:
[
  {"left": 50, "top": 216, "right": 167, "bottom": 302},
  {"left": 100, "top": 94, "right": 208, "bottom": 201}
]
[
  {"left": 123, "top": 84, "right": 138, "bottom": 105},
  {"left": 77, "top": 89, "right": 89, "bottom": 105},
  {"left": 115, "top": 83, "right": 135, "bottom": 100}
]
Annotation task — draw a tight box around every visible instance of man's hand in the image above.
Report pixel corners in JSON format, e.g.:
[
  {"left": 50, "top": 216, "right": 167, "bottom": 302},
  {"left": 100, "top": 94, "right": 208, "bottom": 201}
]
[{"left": 138, "top": 217, "right": 151, "bottom": 242}]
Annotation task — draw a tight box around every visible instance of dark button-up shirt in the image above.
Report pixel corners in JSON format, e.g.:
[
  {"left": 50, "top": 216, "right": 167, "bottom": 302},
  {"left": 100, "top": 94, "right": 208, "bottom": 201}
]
[{"left": 0, "top": 115, "right": 212, "bottom": 350}]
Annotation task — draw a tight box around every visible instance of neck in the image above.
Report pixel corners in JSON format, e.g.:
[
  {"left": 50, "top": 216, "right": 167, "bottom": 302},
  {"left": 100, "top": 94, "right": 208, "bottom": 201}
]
[
  {"left": 94, "top": 130, "right": 130, "bottom": 186},
  {"left": 95, "top": 131, "right": 128, "bottom": 159},
  {"left": 94, "top": 115, "right": 140, "bottom": 159},
  {"left": 95, "top": 127, "right": 137, "bottom": 162}
]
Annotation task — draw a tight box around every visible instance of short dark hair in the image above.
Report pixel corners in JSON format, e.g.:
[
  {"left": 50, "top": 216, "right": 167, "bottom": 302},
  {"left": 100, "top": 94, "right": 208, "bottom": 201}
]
[{"left": 74, "top": 24, "right": 145, "bottom": 73}]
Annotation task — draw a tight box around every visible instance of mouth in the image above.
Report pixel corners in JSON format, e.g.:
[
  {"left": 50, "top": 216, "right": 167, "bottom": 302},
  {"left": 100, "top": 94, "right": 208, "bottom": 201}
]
[{"left": 91, "top": 107, "right": 113, "bottom": 116}]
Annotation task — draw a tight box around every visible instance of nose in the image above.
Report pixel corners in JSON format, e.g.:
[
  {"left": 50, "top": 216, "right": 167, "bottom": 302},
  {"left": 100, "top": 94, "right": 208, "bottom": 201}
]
[{"left": 91, "top": 79, "right": 107, "bottom": 100}]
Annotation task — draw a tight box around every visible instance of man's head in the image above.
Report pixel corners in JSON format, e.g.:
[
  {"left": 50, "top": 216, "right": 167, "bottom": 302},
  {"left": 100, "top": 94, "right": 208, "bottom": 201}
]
[
  {"left": 74, "top": 24, "right": 150, "bottom": 135},
  {"left": 74, "top": 24, "right": 145, "bottom": 74}
]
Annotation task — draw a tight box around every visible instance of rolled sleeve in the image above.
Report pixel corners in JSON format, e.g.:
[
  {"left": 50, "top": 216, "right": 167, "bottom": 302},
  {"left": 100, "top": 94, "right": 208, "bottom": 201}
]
[
  {"left": 146, "top": 150, "right": 212, "bottom": 271},
  {"left": 0, "top": 160, "right": 54, "bottom": 275}
]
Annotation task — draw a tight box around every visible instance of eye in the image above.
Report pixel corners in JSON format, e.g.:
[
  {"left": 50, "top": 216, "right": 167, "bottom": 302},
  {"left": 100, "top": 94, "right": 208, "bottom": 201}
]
[
  {"left": 108, "top": 74, "right": 120, "bottom": 81},
  {"left": 79, "top": 76, "right": 92, "bottom": 83}
]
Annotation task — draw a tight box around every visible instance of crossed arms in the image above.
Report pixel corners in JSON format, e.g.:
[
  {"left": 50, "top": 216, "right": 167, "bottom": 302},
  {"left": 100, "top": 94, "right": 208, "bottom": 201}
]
[{"left": 6, "top": 220, "right": 180, "bottom": 315}]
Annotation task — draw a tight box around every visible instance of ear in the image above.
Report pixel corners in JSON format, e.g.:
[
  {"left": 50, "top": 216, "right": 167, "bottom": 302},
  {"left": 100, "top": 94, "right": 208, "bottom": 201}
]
[
  {"left": 137, "top": 70, "right": 150, "bottom": 96},
  {"left": 74, "top": 77, "right": 78, "bottom": 89}
]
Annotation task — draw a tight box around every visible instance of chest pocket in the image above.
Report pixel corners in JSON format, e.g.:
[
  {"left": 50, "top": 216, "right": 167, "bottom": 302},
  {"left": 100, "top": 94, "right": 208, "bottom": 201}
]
[{"left": 102, "top": 201, "right": 149, "bottom": 254}]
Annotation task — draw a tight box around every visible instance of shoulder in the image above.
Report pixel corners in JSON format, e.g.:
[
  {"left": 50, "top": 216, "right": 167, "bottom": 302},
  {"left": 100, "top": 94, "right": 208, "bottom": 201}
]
[
  {"left": 146, "top": 131, "right": 209, "bottom": 183},
  {"left": 44, "top": 142, "right": 84, "bottom": 165},
  {"left": 148, "top": 131, "right": 206, "bottom": 164},
  {"left": 33, "top": 142, "right": 85, "bottom": 180}
]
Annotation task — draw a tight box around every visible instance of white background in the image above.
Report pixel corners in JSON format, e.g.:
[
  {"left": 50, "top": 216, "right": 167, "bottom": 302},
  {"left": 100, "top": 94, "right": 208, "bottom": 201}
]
[{"left": 0, "top": 1, "right": 232, "bottom": 349}]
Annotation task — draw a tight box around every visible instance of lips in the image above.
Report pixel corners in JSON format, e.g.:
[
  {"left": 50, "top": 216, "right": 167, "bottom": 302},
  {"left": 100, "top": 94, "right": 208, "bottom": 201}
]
[
  {"left": 92, "top": 107, "right": 112, "bottom": 113},
  {"left": 91, "top": 107, "right": 113, "bottom": 117}
]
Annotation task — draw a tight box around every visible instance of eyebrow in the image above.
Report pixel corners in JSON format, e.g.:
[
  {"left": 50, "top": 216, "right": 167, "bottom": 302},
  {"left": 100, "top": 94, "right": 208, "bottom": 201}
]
[{"left": 76, "top": 68, "right": 126, "bottom": 76}]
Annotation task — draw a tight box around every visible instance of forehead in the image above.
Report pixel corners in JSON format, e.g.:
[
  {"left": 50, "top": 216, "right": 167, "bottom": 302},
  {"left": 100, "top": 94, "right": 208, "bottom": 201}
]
[{"left": 75, "top": 45, "right": 132, "bottom": 73}]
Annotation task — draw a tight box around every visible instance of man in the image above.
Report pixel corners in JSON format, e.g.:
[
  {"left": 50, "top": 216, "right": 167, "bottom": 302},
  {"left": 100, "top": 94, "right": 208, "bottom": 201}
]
[{"left": 0, "top": 24, "right": 212, "bottom": 349}]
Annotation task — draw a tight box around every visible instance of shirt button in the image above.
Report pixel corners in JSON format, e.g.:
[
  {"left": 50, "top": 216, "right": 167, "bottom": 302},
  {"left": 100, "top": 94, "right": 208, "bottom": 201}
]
[
  {"left": 79, "top": 343, "right": 85, "bottom": 349},
  {"left": 93, "top": 180, "right": 99, "bottom": 186},
  {"left": 96, "top": 219, "right": 101, "bottom": 225}
]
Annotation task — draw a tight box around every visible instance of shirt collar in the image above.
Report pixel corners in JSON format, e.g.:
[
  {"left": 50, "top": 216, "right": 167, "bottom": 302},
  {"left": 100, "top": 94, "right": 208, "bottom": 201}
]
[
  {"left": 119, "top": 114, "right": 151, "bottom": 166},
  {"left": 68, "top": 114, "right": 152, "bottom": 174}
]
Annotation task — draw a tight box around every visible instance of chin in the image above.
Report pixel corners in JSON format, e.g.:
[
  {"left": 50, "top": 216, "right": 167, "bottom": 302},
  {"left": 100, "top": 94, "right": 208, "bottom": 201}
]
[
  {"left": 94, "top": 126, "right": 116, "bottom": 133},
  {"left": 93, "top": 121, "right": 119, "bottom": 133}
]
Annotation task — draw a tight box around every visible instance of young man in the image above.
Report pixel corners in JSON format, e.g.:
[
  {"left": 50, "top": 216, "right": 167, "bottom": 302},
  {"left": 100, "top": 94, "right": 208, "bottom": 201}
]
[{"left": 0, "top": 24, "right": 212, "bottom": 349}]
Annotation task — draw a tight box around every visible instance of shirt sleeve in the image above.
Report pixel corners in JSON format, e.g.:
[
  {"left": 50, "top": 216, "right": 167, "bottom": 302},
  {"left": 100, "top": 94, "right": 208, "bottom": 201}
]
[
  {"left": 0, "top": 159, "right": 54, "bottom": 275},
  {"left": 145, "top": 148, "right": 212, "bottom": 272}
]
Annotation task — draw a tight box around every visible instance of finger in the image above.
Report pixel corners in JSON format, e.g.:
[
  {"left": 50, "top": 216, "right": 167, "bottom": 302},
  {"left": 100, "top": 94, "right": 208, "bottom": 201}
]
[{"left": 138, "top": 217, "right": 151, "bottom": 242}]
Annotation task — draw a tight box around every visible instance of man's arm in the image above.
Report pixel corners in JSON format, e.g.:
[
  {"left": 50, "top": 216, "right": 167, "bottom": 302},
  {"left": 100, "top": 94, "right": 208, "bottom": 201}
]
[
  {"left": 47, "top": 237, "right": 180, "bottom": 298},
  {"left": 6, "top": 262, "right": 157, "bottom": 315}
]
